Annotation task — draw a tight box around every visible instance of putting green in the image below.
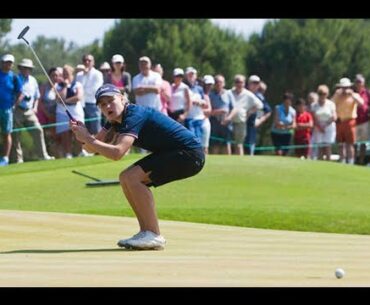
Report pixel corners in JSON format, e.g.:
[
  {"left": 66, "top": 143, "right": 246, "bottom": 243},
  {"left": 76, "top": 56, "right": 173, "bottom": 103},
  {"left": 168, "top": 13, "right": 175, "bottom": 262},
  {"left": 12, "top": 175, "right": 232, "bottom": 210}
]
[{"left": 1, "top": 210, "right": 370, "bottom": 287}]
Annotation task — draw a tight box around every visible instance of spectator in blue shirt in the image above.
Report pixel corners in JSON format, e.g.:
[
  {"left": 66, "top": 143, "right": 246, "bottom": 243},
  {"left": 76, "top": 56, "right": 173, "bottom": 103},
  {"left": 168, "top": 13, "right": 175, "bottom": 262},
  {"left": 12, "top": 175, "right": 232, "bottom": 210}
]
[
  {"left": 70, "top": 84, "right": 205, "bottom": 250},
  {"left": 0, "top": 54, "right": 22, "bottom": 166}
]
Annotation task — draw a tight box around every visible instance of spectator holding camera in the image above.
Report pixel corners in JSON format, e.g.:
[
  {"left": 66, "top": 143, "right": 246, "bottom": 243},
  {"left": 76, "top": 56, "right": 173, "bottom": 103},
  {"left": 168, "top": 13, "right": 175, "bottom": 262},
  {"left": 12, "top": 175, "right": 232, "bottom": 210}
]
[
  {"left": 332, "top": 77, "right": 364, "bottom": 165},
  {"left": 11, "top": 59, "right": 54, "bottom": 163}
]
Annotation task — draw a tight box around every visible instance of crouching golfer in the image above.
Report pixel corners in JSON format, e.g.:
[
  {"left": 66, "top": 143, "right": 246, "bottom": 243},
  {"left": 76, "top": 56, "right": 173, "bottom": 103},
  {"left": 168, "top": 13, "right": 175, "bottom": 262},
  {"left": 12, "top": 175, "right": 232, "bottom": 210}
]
[{"left": 70, "top": 84, "right": 205, "bottom": 250}]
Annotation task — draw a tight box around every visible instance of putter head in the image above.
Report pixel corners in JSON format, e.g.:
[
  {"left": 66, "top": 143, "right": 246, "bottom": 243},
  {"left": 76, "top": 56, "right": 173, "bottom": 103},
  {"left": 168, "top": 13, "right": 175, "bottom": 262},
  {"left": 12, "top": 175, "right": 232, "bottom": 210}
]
[
  {"left": 86, "top": 180, "right": 120, "bottom": 187},
  {"left": 17, "top": 26, "right": 30, "bottom": 40}
]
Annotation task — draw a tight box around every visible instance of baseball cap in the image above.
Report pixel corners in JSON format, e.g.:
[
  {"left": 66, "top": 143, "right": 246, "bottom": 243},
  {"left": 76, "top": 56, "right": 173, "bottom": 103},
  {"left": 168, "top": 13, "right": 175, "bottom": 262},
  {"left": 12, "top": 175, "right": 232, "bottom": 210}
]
[
  {"left": 248, "top": 75, "right": 261, "bottom": 83},
  {"left": 112, "top": 54, "right": 124, "bottom": 63},
  {"left": 139, "top": 56, "right": 151, "bottom": 63},
  {"left": 95, "top": 84, "right": 122, "bottom": 104},
  {"left": 203, "top": 75, "right": 215, "bottom": 85},
  {"left": 1, "top": 54, "right": 15, "bottom": 63},
  {"left": 173, "top": 68, "right": 184, "bottom": 76},
  {"left": 99, "top": 62, "right": 111, "bottom": 70},
  {"left": 355, "top": 74, "right": 365, "bottom": 83},
  {"left": 185, "top": 67, "right": 197, "bottom": 74}
]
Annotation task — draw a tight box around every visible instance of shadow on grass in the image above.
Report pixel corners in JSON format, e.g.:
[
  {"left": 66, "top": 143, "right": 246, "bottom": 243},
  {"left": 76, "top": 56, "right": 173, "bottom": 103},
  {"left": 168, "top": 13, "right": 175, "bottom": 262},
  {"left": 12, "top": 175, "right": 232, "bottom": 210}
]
[{"left": 0, "top": 248, "right": 138, "bottom": 254}]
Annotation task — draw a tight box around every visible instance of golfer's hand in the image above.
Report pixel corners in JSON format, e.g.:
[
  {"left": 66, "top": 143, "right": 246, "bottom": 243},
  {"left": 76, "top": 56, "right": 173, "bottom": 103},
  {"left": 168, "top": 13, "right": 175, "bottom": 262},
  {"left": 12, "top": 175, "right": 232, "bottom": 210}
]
[{"left": 70, "top": 120, "right": 91, "bottom": 143}]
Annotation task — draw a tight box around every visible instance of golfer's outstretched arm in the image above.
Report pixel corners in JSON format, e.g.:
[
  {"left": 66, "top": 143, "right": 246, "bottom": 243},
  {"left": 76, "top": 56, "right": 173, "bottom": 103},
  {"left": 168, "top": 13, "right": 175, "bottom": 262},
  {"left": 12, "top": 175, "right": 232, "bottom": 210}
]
[
  {"left": 81, "top": 126, "right": 108, "bottom": 153},
  {"left": 83, "top": 134, "right": 135, "bottom": 161}
]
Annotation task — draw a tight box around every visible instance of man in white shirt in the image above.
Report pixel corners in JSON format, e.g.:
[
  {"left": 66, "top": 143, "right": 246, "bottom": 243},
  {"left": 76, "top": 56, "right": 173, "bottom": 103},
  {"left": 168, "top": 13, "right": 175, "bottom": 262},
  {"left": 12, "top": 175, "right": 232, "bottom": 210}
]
[
  {"left": 223, "top": 74, "right": 263, "bottom": 155},
  {"left": 76, "top": 54, "right": 103, "bottom": 135},
  {"left": 132, "top": 56, "right": 162, "bottom": 111}
]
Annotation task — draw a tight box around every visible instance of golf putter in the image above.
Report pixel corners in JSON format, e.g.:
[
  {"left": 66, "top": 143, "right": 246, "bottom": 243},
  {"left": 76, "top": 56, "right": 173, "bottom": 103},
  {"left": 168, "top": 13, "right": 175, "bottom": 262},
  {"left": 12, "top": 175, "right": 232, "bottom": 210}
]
[
  {"left": 17, "top": 26, "right": 76, "bottom": 122},
  {"left": 72, "top": 170, "right": 120, "bottom": 187}
]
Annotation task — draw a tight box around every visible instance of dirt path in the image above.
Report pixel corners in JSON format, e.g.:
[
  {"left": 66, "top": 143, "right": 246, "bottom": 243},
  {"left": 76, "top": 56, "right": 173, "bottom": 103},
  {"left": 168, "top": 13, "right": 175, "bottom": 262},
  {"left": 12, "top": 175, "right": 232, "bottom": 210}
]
[{"left": 1, "top": 210, "right": 369, "bottom": 286}]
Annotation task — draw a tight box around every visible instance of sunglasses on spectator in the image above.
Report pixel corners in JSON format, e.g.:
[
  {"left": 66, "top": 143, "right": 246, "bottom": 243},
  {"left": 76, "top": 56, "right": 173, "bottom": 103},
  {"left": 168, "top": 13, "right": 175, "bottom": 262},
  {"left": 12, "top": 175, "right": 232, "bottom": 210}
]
[{"left": 318, "top": 92, "right": 327, "bottom": 95}]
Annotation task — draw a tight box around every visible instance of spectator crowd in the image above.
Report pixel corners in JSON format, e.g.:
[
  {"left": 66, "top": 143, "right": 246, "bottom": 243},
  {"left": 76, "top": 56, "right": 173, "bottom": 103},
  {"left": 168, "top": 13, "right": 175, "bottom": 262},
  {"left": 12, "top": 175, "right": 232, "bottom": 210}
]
[{"left": 0, "top": 52, "right": 369, "bottom": 166}]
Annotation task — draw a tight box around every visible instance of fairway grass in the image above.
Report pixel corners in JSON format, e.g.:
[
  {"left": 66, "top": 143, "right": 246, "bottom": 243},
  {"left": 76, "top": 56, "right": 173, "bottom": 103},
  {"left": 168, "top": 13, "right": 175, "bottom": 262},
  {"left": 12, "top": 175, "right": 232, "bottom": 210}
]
[{"left": 1, "top": 154, "right": 370, "bottom": 235}]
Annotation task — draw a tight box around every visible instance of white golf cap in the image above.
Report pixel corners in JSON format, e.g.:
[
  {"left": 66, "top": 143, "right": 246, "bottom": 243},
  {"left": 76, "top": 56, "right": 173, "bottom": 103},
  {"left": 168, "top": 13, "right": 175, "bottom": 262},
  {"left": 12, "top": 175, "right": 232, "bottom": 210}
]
[
  {"left": 99, "top": 62, "right": 111, "bottom": 70},
  {"left": 1, "top": 54, "right": 15, "bottom": 62},
  {"left": 185, "top": 66, "right": 197, "bottom": 74},
  {"left": 18, "top": 58, "right": 35, "bottom": 69},
  {"left": 139, "top": 56, "right": 151, "bottom": 63},
  {"left": 203, "top": 75, "right": 215, "bottom": 85},
  {"left": 173, "top": 68, "right": 184, "bottom": 76},
  {"left": 112, "top": 54, "right": 124, "bottom": 63},
  {"left": 248, "top": 75, "right": 261, "bottom": 83}
]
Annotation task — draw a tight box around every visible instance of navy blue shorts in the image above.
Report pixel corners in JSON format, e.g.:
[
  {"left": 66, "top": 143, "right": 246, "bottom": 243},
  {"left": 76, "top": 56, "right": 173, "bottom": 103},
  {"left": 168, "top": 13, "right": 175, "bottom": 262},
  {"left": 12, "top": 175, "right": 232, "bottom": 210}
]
[{"left": 134, "top": 148, "right": 205, "bottom": 187}]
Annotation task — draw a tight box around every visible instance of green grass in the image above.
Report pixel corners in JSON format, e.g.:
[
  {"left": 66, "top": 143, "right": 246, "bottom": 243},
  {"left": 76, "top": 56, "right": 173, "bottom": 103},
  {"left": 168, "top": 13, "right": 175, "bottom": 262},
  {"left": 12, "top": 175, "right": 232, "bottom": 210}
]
[{"left": 1, "top": 154, "right": 370, "bottom": 235}]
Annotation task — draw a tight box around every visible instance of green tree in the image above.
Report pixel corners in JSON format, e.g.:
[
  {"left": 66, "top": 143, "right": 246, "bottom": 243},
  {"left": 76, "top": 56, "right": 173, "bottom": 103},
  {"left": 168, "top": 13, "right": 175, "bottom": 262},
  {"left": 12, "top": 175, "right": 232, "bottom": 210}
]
[
  {"left": 101, "top": 19, "right": 249, "bottom": 87},
  {"left": 0, "top": 19, "right": 12, "bottom": 50}
]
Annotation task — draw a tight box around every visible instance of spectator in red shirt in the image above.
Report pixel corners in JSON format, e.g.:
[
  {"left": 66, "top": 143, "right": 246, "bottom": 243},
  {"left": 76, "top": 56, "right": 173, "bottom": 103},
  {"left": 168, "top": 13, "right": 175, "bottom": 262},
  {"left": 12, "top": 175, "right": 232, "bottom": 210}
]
[
  {"left": 353, "top": 74, "right": 370, "bottom": 165},
  {"left": 294, "top": 98, "right": 313, "bottom": 158}
]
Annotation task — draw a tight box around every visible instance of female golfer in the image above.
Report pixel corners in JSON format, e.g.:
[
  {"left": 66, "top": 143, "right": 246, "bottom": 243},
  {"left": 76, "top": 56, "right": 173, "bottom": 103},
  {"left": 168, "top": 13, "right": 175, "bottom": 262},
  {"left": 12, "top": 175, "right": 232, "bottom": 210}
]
[{"left": 70, "top": 84, "right": 205, "bottom": 250}]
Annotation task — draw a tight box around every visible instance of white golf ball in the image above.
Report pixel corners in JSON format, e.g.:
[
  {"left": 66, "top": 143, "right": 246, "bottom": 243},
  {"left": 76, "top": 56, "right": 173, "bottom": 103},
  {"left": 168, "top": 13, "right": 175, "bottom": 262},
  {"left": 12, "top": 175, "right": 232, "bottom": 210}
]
[{"left": 335, "top": 268, "right": 345, "bottom": 279}]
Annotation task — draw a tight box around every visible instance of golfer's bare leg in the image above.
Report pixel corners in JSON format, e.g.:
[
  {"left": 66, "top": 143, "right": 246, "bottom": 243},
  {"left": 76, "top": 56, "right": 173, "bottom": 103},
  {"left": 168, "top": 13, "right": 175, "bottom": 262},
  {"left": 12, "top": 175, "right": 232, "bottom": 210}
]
[
  {"left": 119, "top": 167, "right": 145, "bottom": 230},
  {"left": 120, "top": 166, "right": 160, "bottom": 235}
]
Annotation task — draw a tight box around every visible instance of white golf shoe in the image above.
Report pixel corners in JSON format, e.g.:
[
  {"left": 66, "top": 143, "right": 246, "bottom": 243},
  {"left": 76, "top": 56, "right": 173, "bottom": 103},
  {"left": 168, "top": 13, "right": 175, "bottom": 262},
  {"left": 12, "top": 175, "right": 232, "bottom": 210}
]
[
  {"left": 118, "top": 231, "right": 166, "bottom": 250},
  {"left": 117, "top": 231, "right": 146, "bottom": 248}
]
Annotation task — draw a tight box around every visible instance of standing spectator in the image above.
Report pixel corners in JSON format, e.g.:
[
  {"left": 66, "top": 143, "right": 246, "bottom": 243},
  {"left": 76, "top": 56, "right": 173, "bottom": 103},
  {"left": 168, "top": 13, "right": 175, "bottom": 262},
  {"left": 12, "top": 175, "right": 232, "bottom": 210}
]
[
  {"left": 353, "top": 74, "right": 370, "bottom": 165},
  {"left": 209, "top": 74, "right": 235, "bottom": 155},
  {"left": 56, "top": 65, "right": 85, "bottom": 159},
  {"left": 132, "top": 56, "right": 162, "bottom": 111},
  {"left": 11, "top": 59, "right": 53, "bottom": 163},
  {"left": 271, "top": 92, "right": 296, "bottom": 156},
  {"left": 37, "top": 67, "right": 60, "bottom": 158},
  {"left": 306, "top": 92, "right": 319, "bottom": 112},
  {"left": 184, "top": 67, "right": 207, "bottom": 142},
  {"left": 99, "top": 62, "right": 111, "bottom": 82},
  {"left": 0, "top": 54, "right": 22, "bottom": 166},
  {"left": 201, "top": 75, "right": 213, "bottom": 154},
  {"left": 311, "top": 85, "right": 337, "bottom": 161},
  {"left": 332, "top": 77, "right": 364, "bottom": 164},
  {"left": 245, "top": 76, "right": 272, "bottom": 156},
  {"left": 76, "top": 54, "right": 103, "bottom": 135},
  {"left": 153, "top": 63, "right": 171, "bottom": 116},
  {"left": 223, "top": 75, "right": 263, "bottom": 156},
  {"left": 106, "top": 54, "right": 131, "bottom": 96},
  {"left": 306, "top": 91, "right": 319, "bottom": 159},
  {"left": 293, "top": 98, "right": 313, "bottom": 159},
  {"left": 168, "top": 68, "right": 191, "bottom": 124}
]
